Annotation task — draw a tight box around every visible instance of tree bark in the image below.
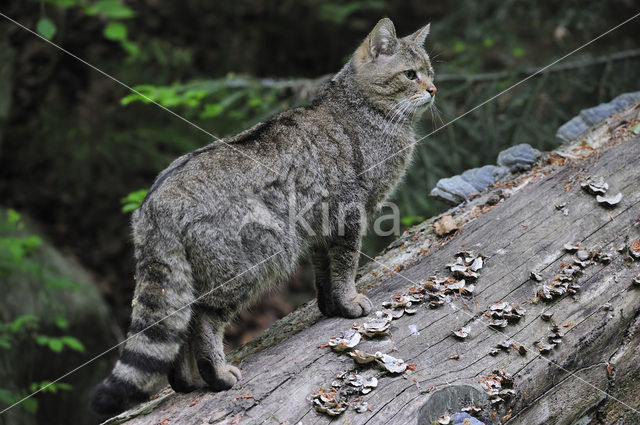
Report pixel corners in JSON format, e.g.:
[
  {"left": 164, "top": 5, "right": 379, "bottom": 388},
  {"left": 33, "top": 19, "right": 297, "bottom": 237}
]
[{"left": 102, "top": 102, "right": 640, "bottom": 425}]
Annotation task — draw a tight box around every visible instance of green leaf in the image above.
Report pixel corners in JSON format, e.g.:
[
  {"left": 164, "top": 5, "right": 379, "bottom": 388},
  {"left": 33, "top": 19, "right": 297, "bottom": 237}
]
[
  {"left": 48, "top": 338, "right": 64, "bottom": 353},
  {"left": 54, "top": 382, "right": 72, "bottom": 391},
  {"left": 85, "top": 0, "right": 135, "bottom": 19},
  {"left": 631, "top": 123, "right": 640, "bottom": 134},
  {"left": 6, "top": 209, "right": 21, "bottom": 226},
  {"left": 29, "top": 381, "right": 73, "bottom": 394},
  {"left": 511, "top": 47, "right": 525, "bottom": 58},
  {"left": 22, "top": 397, "right": 38, "bottom": 413},
  {"left": 55, "top": 317, "right": 69, "bottom": 330},
  {"left": 103, "top": 22, "right": 127, "bottom": 41},
  {"left": 120, "top": 189, "right": 148, "bottom": 212},
  {"left": 36, "top": 18, "right": 57, "bottom": 40},
  {"left": 453, "top": 41, "right": 466, "bottom": 53},
  {"left": 247, "top": 97, "right": 262, "bottom": 107},
  {"left": 0, "top": 336, "right": 12, "bottom": 349},
  {"left": 0, "top": 388, "right": 37, "bottom": 413},
  {"left": 0, "top": 388, "right": 17, "bottom": 404},
  {"left": 483, "top": 37, "right": 494, "bottom": 48},
  {"left": 44, "top": 0, "right": 76, "bottom": 7},
  {"left": 200, "top": 103, "right": 224, "bottom": 118},
  {"left": 121, "top": 40, "right": 140, "bottom": 56},
  {"left": 10, "top": 315, "right": 38, "bottom": 333},
  {"left": 61, "top": 336, "right": 85, "bottom": 352},
  {"left": 121, "top": 93, "right": 148, "bottom": 106},
  {"left": 121, "top": 203, "right": 139, "bottom": 213},
  {"left": 401, "top": 216, "right": 425, "bottom": 226}
]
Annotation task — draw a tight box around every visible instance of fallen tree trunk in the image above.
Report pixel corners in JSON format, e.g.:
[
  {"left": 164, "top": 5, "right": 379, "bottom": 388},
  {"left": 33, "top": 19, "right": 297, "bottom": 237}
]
[{"left": 104, "top": 102, "right": 640, "bottom": 425}]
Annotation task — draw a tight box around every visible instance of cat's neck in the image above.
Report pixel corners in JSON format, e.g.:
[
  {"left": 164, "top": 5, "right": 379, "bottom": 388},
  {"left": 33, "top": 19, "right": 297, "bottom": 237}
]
[
  {"left": 321, "top": 63, "right": 382, "bottom": 115},
  {"left": 314, "top": 62, "right": 417, "bottom": 208}
]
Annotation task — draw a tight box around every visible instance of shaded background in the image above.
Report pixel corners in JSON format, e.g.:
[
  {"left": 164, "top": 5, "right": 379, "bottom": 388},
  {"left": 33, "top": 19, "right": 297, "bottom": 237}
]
[{"left": 0, "top": 1, "right": 639, "bottom": 424}]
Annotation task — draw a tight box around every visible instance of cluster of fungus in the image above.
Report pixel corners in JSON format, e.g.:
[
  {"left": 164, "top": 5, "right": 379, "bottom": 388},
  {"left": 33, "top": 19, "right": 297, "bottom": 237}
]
[
  {"left": 312, "top": 311, "right": 412, "bottom": 416},
  {"left": 536, "top": 323, "right": 563, "bottom": 354},
  {"left": 310, "top": 371, "right": 377, "bottom": 415},
  {"left": 624, "top": 238, "right": 640, "bottom": 285},
  {"left": 312, "top": 252, "right": 487, "bottom": 416},
  {"left": 624, "top": 237, "right": 640, "bottom": 262},
  {"left": 580, "top": 175, "right": 623, "bottom": 207},
  {"left": 485, "top": 301, "right": 526, "bottom": 329},
  {"left": 446, "top": 251, "right": 486, "bottom": 280},
  {"left": 490, "top": 339, "right": 527, "bottom": 357},
  {"left": 534, "top": 243, "right": 612, "bottom": 301},
  {"left": 478, "top": 370, "right": 516, "bottom": 405}
]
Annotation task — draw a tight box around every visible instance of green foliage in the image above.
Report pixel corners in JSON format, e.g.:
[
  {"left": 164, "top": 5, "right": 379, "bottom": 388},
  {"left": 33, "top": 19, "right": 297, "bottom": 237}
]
[
  {"left": 401, "top": 216, "right": 425, "bottom": 227},
  {"left": 84, "top": 0, "right": 136, "bottom": 19},
  {"left": 0, "top": 388, "right": 38, "bottom": 413},
  {"left": 122, "top": 85, "right": 209, "bottom": 108},
  {"left": 33, "top": 0, "right": 138, "bottom": 56},
  {"left": 632, "top": 124, "right": 640, "bottom": 134},
  {"left": 0, "top": 210, "right": 43, "bottom": 276},
  {"left": 43, "top": 0, "right": 76, "bottom": 7},
  {"left": 103, "top": 21, "right": 128, "bottom": 41},
  {"left": 0, "top": 210, "right": 83, "bottom": 414},
  {"left": 511, "top": 46, "right": 525, "bottom": 58},
  {"left": 121, "top": 189, "right": 149, "bottom": 212},
  {"left": 29, "top": 381, "right": 72, "bottom": 394},
  {"left": 35, "top": 335, "right": 85, "bottom": 353},
  {"left": 36, "top": 18, "right": 57, "bottom": 40},
  {"left": 120, "top": 76, "right": 288, "bottom": 134}
]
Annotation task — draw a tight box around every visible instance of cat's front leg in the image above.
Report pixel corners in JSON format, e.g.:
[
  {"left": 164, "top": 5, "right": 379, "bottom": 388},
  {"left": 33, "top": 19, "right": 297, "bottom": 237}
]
[
  {"left": 310, "top": 244, "right": 336, "bottom": 316},
  {"left": 324, "top": 227, "right": 372, "bottom": 318}
]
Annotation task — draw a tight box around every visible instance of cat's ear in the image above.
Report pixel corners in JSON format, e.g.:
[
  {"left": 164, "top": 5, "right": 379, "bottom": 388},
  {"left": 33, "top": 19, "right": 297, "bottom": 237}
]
[
  {"left": 368, "top": 18, "right": 398, "bottom": 58},
  {"left": 354, "top": 18, "right": 397, "bottom": 69},
  {"left": 408, "top": 23, "right": 430, "bottom": 46}
]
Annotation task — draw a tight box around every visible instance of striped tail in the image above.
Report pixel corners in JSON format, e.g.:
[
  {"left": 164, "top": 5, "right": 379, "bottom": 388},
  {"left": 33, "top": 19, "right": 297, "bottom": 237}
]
[{"left": 90, "top": 257, "right": 194, "bottom": 416}]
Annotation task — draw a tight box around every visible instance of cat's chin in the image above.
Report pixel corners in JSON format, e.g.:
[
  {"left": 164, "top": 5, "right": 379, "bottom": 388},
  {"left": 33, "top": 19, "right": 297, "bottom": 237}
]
[
  {"left": 415, "top": 99, "right": 435, "bottom": 113},
  {"left": 417, "top": 94, "right": 435, "bottom": 106}
]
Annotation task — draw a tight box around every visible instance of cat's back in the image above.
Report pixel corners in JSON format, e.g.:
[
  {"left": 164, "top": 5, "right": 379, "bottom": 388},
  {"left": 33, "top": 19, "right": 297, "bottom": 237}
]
[{"left": 133, "top": 103, "right": 341, "bottom": 226}]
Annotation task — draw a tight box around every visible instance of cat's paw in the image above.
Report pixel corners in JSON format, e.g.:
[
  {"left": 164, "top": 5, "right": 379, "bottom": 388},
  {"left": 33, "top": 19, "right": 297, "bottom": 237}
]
[
  {"left": 211, "top": 365, "right": 241, "bottom": 391},
  {"left": 336, "top": 294, "right": 373, "bottom": 318},
  {"left": 197, "top": 359, "right": 241, "bottom": 392}
]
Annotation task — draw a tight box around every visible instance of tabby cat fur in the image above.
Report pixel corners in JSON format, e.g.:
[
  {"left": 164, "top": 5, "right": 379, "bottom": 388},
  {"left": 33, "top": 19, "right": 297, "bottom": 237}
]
[{"left": 90, "top": 17, "right": 437, "bottom": 415}]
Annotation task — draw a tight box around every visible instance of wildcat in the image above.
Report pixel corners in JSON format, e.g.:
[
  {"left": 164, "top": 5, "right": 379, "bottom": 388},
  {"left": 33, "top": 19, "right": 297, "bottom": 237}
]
[{"left": 90, "top": 17, "right": 436, "bottom": 415}]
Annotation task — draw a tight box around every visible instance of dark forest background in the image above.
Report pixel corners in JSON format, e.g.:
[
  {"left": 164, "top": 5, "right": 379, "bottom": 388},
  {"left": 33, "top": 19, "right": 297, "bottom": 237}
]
[{"left": 0, "top": 1, "right": 639, "bottom": 424}]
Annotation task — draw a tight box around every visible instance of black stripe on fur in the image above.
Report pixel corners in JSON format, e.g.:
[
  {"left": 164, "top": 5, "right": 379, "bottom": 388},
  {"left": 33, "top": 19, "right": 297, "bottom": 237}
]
[
  {"left": 120, "top": 349, "right": 173, "bottom": 373},
  {"left": 128, "top": 321, "right": 184, "bottom": 343},
  {"left": 89, "top": 375, "right": 148, "bottom": 416}
]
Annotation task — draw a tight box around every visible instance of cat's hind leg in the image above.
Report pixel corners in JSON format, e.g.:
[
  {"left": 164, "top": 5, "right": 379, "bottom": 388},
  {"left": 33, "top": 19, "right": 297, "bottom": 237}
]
[
  {"left": 167, "top": 327, "right": 207, "bottom": 393},
  {"left": 192, "top": 307, "right": 241, "bottom": 391}
]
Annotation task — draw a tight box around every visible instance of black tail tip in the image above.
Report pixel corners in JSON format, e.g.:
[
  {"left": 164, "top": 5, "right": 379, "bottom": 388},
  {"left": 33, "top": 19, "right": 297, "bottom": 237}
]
[
  {"left": 89, "top": 377, "right": 148, "bottom": 417},
  {"left": 89, "top": 380, "right": 126, "bottom": 416}
]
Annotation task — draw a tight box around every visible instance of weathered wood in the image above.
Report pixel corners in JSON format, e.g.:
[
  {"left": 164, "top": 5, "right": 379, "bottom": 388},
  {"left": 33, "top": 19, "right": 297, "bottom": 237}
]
[{"left": 103, "top": 103, "right": 640, "bottom": 425}]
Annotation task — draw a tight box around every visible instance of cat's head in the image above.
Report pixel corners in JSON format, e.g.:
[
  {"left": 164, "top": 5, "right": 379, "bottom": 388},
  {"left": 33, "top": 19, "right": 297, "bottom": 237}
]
[{"left": 352, "top": 18, "right": 436, "bottom": 116}]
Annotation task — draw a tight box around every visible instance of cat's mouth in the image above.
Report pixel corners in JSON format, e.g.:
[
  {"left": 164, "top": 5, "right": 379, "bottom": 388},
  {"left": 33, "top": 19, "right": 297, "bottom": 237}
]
[{"left": 417, "top": 92, "right": 435, "bottom": 107}]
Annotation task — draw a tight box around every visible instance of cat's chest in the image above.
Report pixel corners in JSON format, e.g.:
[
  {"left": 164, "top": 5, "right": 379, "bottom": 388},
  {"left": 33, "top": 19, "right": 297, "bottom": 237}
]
[{"left": 362, "top": 134, "right": 415, "bottom": 207}]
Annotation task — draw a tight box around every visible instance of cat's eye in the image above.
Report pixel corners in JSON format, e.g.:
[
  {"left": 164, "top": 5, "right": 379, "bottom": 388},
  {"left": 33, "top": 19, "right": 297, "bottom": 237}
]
[{"left": 404, "top": 70, "right": 417, "bottom": 80}]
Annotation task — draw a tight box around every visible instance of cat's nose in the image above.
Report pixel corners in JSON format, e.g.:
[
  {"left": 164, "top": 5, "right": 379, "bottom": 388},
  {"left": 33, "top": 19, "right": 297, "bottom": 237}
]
[{"left": 426, "top": 84, "right": 437, "bottom": 96}]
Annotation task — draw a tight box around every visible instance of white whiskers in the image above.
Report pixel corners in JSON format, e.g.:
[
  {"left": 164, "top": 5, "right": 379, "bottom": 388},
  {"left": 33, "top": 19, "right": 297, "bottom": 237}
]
[{"left": 382, "top": 97, "right": 421, "bottom": 137}]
